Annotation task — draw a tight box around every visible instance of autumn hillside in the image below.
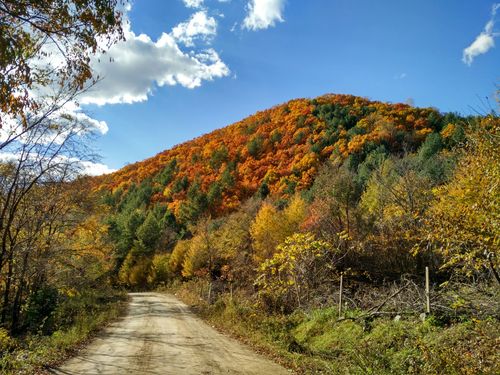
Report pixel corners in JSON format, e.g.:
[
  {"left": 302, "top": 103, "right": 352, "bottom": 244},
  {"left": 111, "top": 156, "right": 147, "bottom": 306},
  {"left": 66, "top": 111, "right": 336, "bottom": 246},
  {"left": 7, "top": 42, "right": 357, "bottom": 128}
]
[
  {"left": 90, "top": 93, "right": 500, "bottom": 374},
  {"left": 96, "top": 94, "right": 462, "bottom": 221},
  {"left": 2, "top": 1, "right": 498, "bottom": 372}
]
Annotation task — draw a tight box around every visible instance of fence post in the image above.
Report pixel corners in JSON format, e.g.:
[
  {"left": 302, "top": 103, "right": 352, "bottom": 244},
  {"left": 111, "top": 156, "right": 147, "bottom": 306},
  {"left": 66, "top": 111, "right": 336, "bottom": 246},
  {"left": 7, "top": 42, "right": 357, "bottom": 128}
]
[
  {"left": 207, "top": 281, "right": 212, "bottom": 305},
  {"left": 338, "top": 273, "right": 343, "bottom": 317},
  {"left": 425, "top": 266, "right": 430, "bottom": 314}
]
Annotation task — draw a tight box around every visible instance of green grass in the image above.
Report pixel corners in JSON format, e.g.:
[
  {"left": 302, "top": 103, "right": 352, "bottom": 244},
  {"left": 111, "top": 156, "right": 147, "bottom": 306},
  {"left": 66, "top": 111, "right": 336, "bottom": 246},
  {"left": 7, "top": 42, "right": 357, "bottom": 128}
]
[
  {"left": 0, "top": 288, "right": 127, "bottom": 375},
  {"left": 174, "top": 282, "right": 500, "bottom": 374}
]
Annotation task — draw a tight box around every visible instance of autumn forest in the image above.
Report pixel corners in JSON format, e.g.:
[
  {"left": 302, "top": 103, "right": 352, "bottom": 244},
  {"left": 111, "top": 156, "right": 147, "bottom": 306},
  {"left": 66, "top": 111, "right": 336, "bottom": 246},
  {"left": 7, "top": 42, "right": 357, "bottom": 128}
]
[
  {"left": 93, "top": 94, "right": 498, "bottom": 372},
  {"left": 96, "top": 94, "right": 497, "bottom": 288},
  {"left": 0, "top": 1, "right": 499, "bottom": 374}
]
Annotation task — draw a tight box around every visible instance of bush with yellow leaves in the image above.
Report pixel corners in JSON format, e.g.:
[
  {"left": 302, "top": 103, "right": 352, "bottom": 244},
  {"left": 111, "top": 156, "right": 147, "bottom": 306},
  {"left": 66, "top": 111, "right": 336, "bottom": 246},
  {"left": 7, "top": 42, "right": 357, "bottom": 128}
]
[{"left": 255, "top": 232, "right": 337, "bottom": 312}]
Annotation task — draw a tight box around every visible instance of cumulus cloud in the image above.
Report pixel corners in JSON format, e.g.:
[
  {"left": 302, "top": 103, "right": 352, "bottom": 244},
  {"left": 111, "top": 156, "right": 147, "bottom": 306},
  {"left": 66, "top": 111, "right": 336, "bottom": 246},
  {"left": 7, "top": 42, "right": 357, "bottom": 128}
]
[
  {"left": 60, "top": 101, "right": 109, "bottom": 135},
  {"left": 72, "top": 111, "right": 108, "bottom": 135},
  {"left": 79, "top": 17, "right": 229, "bottom": 106},
  {"left": 243, "top": 0, "right": 285, "bottom": 31},
  {"left": 172, "top": 11, "right": 217, "bottom": 46},
  {"left": 79, "top": 161, "right": 116, "bottom": 176},
  {"left": 11, "top": 41, "right": 109, "bottom": 138},
  {"left": 78, "top": 5, "right": 229, "bottom": 106},
  {"left": 183, "top": 0, "right": 204, "bottom": 9},
  {"left": 0, "top": 151, "right": 115, "bottom": 176},
  {"left": 0, "top": 96, "right": 108, "bottom": 152},
  {"left": 463, "top": 3, "right": 500, "bottom": 65}
]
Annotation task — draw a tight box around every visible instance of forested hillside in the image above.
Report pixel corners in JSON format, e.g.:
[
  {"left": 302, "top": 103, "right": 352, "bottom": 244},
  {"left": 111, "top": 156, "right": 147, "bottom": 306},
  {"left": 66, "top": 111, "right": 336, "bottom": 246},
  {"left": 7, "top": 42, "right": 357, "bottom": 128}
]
[
  {"left": 91, "top": 94, "right": 499, "bottom": 373},
  {"left": 98, "top": 94, "right": 462, "bottom": 219},
  {"left": 96, "top": 93, "right": 481, "bottom": 284},
  {"left": 2, "top": 90, "right": 498, "bottom": 374}
]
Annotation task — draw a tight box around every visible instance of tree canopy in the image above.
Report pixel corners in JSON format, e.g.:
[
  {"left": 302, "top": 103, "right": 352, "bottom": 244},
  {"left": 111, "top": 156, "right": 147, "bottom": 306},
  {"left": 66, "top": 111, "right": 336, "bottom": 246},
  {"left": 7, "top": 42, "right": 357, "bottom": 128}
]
[{"left": 0, "top": 0, "right": 124, "bottom": 127}]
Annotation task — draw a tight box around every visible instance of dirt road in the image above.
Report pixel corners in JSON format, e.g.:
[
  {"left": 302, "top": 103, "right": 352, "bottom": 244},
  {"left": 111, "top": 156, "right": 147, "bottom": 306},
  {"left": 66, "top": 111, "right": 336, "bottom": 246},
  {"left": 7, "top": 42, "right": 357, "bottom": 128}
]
[{"left": 50, "top": 292, "right": 290, "bottom": 375}]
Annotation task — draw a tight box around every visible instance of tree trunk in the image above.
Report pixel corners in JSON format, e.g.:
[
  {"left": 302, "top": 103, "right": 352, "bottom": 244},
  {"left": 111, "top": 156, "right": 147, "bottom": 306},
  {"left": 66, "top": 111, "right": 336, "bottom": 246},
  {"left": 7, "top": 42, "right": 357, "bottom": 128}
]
[
  {"left": 1, "top": 254, "right": 13, "bottom": 326},
  {"left": 11, "top": 250, "right": 30, "bottom": 332},
  {"left": 487, "top": 252, "right": 500, "bottom": 285}
]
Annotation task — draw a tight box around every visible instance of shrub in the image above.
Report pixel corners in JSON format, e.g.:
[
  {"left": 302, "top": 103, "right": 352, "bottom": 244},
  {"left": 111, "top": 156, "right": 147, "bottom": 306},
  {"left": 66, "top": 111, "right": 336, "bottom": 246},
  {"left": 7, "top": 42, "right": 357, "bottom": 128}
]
[
  {"left": 0, "top": 329, "right": 16, "bottom": 353},
  {"left": 255, "top": 233, "right": 336, "bottom": 312},
  {"left": 148, "top": 253, "right": 172, "bottom": 285},
  {"left": 25, "top": 286, "right": 59, "bottom": 334}
]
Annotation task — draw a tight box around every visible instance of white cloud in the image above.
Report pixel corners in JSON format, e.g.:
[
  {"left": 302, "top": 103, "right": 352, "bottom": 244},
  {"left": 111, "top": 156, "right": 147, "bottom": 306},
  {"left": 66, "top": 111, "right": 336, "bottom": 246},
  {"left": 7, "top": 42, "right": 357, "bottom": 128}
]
[
  {"left": 10, "top": 0, "right": 230, "bottom": 113},
  {"left": 79, "top": 161, "right": 116, "bottom": 176},
  {"left": 0, "top": 151, "right": 17, "bottom": 163},
  {"left": 172, "top": 11, "right": 217, "bottom": 46},
  {"left": 0, "top": 97, "right": 108, "bottom": 151},
  {"left": 9, "top": 45, "right": 108, "bottom": 138},
  {"left": 394, "top": 73, "right": 407, "bottom": 80},
  {"left": 60, "top": 101, "right": 109, "bottom": 135},
  {"left": 0, "top": 151, "right": 115, "bottom": 176},
  {"left": 183, "top": 0, "right": 204, "bottom": 9},
  {"left": 243, "top": 0, "right": 285, "bottom": 31},
  {"left": 0, "top": 153, "right": 116, "bottom": 177},
  {"left": 79, "top": 18, "right": 229, "bottom": 106},
  {"left": 463, "top": 3, "right": 500, "bottom": 65},
  {"left": 72, "top": 111, "right": 108, "bottom": 135},
  {"left": 463, "top": 31, "right": 495, "bottom": 65}
]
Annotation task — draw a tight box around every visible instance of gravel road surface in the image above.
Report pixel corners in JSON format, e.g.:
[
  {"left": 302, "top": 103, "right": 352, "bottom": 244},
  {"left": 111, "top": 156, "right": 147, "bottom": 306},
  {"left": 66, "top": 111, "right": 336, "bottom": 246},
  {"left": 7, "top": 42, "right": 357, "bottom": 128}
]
[{"left": 50, "top": 292, "right": 290, "bottom": 375}]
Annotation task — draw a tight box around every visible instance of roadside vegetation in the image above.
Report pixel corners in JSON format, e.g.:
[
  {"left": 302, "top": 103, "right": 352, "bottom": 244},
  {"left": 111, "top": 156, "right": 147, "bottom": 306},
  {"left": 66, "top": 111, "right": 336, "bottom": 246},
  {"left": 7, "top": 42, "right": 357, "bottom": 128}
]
[
  {"left": 0, "top": 288, "right": 126, "bottom": 374},
  {"left": 175, "top": 280, "right": 499, "bottom": 374},
  {"left": 0, "top": 1, "right": 126, "bottom": 373}
]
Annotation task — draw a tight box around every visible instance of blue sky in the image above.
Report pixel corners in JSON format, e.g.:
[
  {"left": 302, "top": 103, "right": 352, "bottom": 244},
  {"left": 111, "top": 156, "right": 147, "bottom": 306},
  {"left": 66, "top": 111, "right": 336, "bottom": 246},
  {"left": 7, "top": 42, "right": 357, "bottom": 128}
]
[{"left": 80, "top": 0, "right": 500, "bottom": 173}]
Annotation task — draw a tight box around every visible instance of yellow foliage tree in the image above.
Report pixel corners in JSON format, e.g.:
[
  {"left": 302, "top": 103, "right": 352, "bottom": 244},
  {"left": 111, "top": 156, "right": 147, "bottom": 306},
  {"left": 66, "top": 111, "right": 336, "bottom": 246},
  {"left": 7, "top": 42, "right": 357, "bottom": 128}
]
[
  {"left": 250, "top": 196, "right": 307, "bottom": 263},
  {"left": 422, "top": 117, "right": 499, "bottom": 282},
  {"left": 255, "top": 232, "right": 333, "bottom": 311},
  {"left": 181, "top": 218, "right": 217, "bottom": 278},
  {"left": 147, "top": 253, "right": 172, "bottom": 286},
  {"left": 284, "top": 194, "right": 308, "bottom": 229},
  {"left": 169, "top": 240, "right": 191, "bottom": 275},
  {"left": 250, "top": 203, "right": 280, "bottom": 262}
]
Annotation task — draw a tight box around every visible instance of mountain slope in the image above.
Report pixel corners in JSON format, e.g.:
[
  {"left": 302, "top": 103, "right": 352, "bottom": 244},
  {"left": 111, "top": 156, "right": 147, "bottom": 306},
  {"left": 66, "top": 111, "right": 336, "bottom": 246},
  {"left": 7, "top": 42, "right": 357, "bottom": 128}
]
[{"left": 97, "top": 94, "right": 461, "bottom": 222}]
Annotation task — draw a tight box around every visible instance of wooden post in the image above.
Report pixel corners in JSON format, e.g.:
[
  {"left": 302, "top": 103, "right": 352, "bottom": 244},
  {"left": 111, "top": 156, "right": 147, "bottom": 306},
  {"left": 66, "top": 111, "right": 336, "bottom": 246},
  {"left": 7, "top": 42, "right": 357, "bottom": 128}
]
[
  {"left": 425, "top": 267, "right": 430, "bottom": 314},
  {"left": 338, "top": 273, "right": 343, "bottom": 317},
  {"left": 207, "top": 281, "right": 212, "bottom": 305}
]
